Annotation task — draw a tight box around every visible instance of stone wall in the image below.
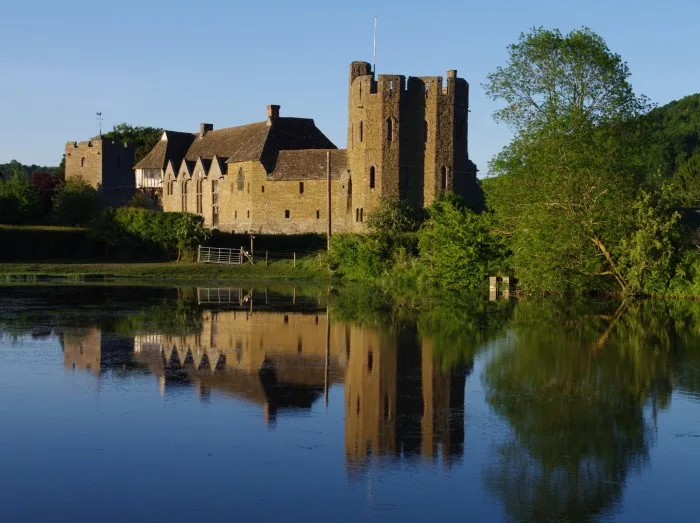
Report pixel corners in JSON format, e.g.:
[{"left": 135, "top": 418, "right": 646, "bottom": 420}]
[{"left": 65, "top": 137, "right": 135, "bottom": 207}]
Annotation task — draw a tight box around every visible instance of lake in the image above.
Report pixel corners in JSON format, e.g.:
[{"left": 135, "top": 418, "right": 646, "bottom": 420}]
[{"left": 0, "top": 284, "right": 699, "bottom": 523}]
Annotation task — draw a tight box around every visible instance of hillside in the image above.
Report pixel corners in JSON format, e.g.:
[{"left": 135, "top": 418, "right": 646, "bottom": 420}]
[{"left": 647, "top": 93, "right": 700, "bottom": 178}]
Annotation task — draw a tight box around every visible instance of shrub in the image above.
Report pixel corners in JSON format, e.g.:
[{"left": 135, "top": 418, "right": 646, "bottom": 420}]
[
  {"left": 0, "top": 169, "right": 40, "bottom": 224},
  {"left": 53, "top": 177, "right": 100, "bottom": 226}
]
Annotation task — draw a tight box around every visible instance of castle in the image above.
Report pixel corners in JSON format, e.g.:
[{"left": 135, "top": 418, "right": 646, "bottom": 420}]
[
  {"left": 64, "top": 136, "right": 135, "bottom": 207},
  {"left": 70, "top": 61, "right": 480, "bottom": 233}
]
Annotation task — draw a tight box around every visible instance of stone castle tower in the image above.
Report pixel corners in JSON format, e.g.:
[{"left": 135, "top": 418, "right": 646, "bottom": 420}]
[
  {"left": 65, "top": 137, "right": 135, "bottom": 207},
  {"left": 346, "top": 61, "right": 479, "bottom": 225}
]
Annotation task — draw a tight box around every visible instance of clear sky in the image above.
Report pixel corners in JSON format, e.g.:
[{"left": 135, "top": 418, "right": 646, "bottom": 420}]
[{"left": 1, "top": 0, "right": 699, "bottom": 174}]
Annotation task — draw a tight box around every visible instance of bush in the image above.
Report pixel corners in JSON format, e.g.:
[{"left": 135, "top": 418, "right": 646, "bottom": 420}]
[
  {"left": 417, "top": 192, "right": 507, "bottom": 289},
  {"left": 88, "top": 208, "right": 210, "bottom": 261},
  {"left": 0, "top": 169, "right": 40, "bottom": 224},
  {"left": 366, "top": 197, "right": 423, "bottom": 235},
  {"left": 53, "top": 177, "right": 100, "bottom": 226}
]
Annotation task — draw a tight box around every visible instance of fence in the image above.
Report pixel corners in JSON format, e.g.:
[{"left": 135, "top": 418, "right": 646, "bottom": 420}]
[
  {"left": 197, "top": 246, "right": 298, "bottom": 266},
  {"left": 197, "top": 246, "right": 243, "bottom": 265}
]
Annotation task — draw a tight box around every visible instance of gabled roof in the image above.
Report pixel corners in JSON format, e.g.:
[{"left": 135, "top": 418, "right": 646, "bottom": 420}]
[
  {"left": 137, "top": 115, "right": 337, "bottom": 176},
  {"left": 268, "top": 149, "right": 347, "bottom": 181},
  {"left": 134, "top": 130, "right": 196, "bottom": 170}
]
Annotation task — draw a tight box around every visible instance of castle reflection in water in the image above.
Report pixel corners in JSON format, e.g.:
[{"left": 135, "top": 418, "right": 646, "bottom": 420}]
[{"left": 61, "top": 287, "right": 469, "bottom": 472}]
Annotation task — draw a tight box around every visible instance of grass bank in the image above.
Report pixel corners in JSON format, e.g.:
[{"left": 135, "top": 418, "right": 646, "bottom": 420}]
[{"left": 0, "top": 257, "right": 331, "bottom": 284}]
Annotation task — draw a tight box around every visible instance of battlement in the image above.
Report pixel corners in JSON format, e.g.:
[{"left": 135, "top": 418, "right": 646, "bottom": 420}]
[{"left": 66, "top": 137, "right": 132, "bottom": 151}]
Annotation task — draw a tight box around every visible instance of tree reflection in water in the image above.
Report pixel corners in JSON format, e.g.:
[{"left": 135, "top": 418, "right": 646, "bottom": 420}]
[{"left": 482, "top": 299, "right": 680, "bottom": 523}]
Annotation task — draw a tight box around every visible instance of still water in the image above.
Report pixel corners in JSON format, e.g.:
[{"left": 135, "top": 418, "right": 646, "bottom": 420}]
[{"left": 0, "top": 285, "right": 699, "bottom": 523}]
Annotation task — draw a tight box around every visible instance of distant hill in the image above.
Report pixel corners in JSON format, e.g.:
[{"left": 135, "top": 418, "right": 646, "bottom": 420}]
[{"left": 647, "top": 93, "right": 700, "bottom": 178}]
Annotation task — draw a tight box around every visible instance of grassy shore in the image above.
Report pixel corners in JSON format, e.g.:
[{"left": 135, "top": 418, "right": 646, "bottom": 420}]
[{"left": 0, "top": 258, "right": 331, "bottom": 283}]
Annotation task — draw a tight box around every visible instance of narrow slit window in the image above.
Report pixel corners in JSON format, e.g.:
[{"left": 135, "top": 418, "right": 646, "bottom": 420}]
[
  {"left": 369, "top": 166, "right": 375, "bottom": 189},
  {"left": 299, "top": 181, "right": 304, "bottom": 194},
  {"left": 386, "top": 118, "right": 393, "bottom": 142},
  {"left": 441, "top": 166, "right": 448, "bottom": 190},
  {"left": 316, "top": 210, "right": 320, "bottom": 219},
  {"left": 285, "top": 210, "right": 290, "bottom": 219},
  {"left": 359, "top": 121, "right": 363, "bottom": 142}
]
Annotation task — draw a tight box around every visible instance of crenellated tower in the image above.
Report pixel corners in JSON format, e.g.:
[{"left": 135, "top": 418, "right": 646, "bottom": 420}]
[{"left": 346, "top": 61, "right": 480, "bottom": 229}]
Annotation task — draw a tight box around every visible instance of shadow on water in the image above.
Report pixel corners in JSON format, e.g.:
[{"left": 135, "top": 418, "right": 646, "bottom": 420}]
[{"left": 1, "top": 285, "right": 700, "bottom": 521}]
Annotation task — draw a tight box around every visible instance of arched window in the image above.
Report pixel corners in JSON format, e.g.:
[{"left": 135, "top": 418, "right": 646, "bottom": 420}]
[
  {"left": 181, "top": 180, "right": 188, "bottom": 211},
  {"left": 386, "top": 118, "right": 393, "bottom": 142},
  {"left": 237, "top": 167, "right": 245, "bottom": 191},
  {"left": 369, "top": 166, "right": 375, "bottom": 189},
  {"left": 80, "top": 157, "right": 86, "bottom": 167},
  {"left": 441, "top": 166, "right": 448, "bottom": 191},
  {"left": 359, "top": 121, "right": 363, "bottom": 142}
]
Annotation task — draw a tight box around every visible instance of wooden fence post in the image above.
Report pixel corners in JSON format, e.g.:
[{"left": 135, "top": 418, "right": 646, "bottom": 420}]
[
  {"left": 265, "top": 251, "right": 269, "bottom": 267},
  {"left": 293, "top": 252, "right": 296, "bottom": 268}
]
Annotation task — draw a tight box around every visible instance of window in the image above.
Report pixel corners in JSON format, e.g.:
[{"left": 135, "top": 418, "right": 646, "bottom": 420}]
[
  {"left": 369, "top": 166, "right": 375, "bottom": 189},
  {"left": 166, "top": 180, "right": 174, "bottom": 196},
  {"left": 284, "top": 315, "right": 289, "bottom": 324},
  {"left": 181, "top": 181, "right": 188, "bottom": 211},
  {"left": 247, "top": 210, "right": 250, "bottom": 218},
  {"left": 367, "top": 351, "right": 373, "bottom": 373},
  {"left": 212, "top": 180, "right": 219, "bottom": 227},
  {"left": 285, "top": 210, "right": 290, "bottom": 219},
  {"left": 386, "top": 118, "right": 393, "bottom": 142},
  {"left": 299, "top": 181, "right": 304, "bottom": 194},
  {"left": 389, "top": 80, "right": 393, "bottom": 96},
  {"left": 196, "top": 177, "right": 203, "bottom": 214},
  {"left": 355, "top": 208, "right": 359, "bottom": 222},
  {"left": 424, "top": 120, "right": 429, "bottom": 142},
  {"left": 359, "top": 121, "right": 363, "bottom": 142},
  {"left": 316, "top": 210, "right": 320, "bottom": 219},
  {"left": 234, "top": 210, "right": 237, "bottom": 219},
  {"left": 441, "top": 166, "right": 448, "bottom": 190},
  {"left": 360, "top": 208, "right": 364, "bottom": 222},
  {"left": 80, "top": 157, "right": 86, "bottom": 167},
  {"left": 237, "top": 167, "right": 244, "bottom": 191},
  {"left": 261, "top": 185, "right": 265, "bottom": 193},
  {"left": 347, "top": 177, "right": 352, "bottom": 212}
]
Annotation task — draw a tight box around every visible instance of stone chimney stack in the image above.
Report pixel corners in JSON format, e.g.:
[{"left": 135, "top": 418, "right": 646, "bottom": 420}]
[
  {"left": 267, "top": 104, "right": 280, "bottom": 123},
  {"left": 200, "top": 123, "right": 213, "bottom": 137},
  {"left": 447, "top": 69, "right": 457, "bottom": 79}
]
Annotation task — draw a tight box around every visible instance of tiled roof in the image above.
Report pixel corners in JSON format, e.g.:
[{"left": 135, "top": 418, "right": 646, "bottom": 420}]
[{"left": 268, "top": 149, "right": 348, "bottom": 181}]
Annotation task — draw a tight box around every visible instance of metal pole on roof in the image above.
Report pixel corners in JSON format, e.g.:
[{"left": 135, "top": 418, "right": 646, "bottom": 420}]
[
  {"left": 373, "top": 16, "right": 377, "bottom": 74},
  {"left": 327, "top": 150, "right": 332, "bottom": 252}
]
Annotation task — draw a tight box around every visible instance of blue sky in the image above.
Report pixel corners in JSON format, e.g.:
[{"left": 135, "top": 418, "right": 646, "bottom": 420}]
[{"left": 1, "top": 0, "right": 699, "bottom": 174}]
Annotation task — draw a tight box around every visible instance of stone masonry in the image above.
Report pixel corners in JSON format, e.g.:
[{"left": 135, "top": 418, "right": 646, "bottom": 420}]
[
  {"left": 141, "top": 61, "right": 481, "bottom": 233},
  {"left": 64, "top": 136, "right": 135, "bottom": 207}
]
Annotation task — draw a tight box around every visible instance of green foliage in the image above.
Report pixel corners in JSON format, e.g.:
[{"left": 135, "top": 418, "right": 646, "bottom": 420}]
[
  {"left": 127, "top": 191, "right": 160, "bottom": 210},
  {"left": 646, "top": 93, "right": 700, "bottom": 180},
  {"left": 53, "top": 177, "right": 101, "bottom": 226},
  {"left": 617, "top": 191, "right": 682, "bottom": 294},
  {"left": 366, "top": 197, "right": 422, "bottom": 235},
  {"left": 102, "top": 123, "right": 163, "bottom": 163},
  {"left": 0, "top": 159, "right": 61, "bottom": 180},
  {"left": 0, "top": 168, "right": 40, "bottom": 224},
  {"left": 0, "top": 225, "right": 99, "bottom": 261},
  {"left": 88, "top": 207, "right": 210, "bottom": 262},
  {"left": 485, "top": 27, "right": 652, "bottom": 294},
  {"left": 417, "top": 192, "right": 506, "bottom": 289},
  {"left": 330, "top": 234, "right": 392, "bottom": 281}
]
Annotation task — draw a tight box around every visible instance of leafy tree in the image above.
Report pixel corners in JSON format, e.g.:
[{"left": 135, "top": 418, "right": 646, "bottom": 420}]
[
  {"left": 52, "top": 177, "right": 101, "bottom": 226},
  {"left": 30, "top": 171, "right": 60, "bottom": 216},
  {"left": 366, "top": 197, "right": 422, "bottom": 235},
  {"left": 0, "top": 167, "right": 40, "bottom": 224},
  {"left": 174, "top": 213, "right": 210, "bottom": 261},
  {"left": 418, "top": 192, "right": 506, "bottom": 289},
  {"left": 102, "top": 123, "right": 163, "bottom": 164},
  {"left": 484, "top": 27, "right": 655, "bottom": 294}
]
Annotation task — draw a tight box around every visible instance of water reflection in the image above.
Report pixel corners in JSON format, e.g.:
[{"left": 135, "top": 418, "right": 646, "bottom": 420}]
[{"left": 2, "top": 286, "right": 700, "bottom": 522}]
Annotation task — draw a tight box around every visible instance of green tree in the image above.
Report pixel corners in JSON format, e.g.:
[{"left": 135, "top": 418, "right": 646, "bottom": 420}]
[
  {"left": 53, "top": 177, "right": 101, "bottom": 226},
  {"left": 0, "top": 166, "right": 40, "bottom": 224},
  {"left": 418, "top": 192, "right": 506, "bottom": 289},
  {"left": 174, "top": 213, "right": 210, "bottom": 261},
  {"left": 484, "top": 28, "right": 656, "bottom": 294},
  {"left": 102, "top": 123, "right": 163, "bottom": 163},
  {"left": 366, "top": 197, "right": 422, "bottom": 235}
]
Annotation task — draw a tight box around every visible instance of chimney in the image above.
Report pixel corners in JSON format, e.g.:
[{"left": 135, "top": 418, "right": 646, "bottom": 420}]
[
  {"left": 200, "top": 123, "right": 213, "bottom": 137},
  {"left": 267, "top": 104, "right": 280, "bottom": 121},
  {"left": 447, "top": 69, "right": 457, "bottom": 79}
]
